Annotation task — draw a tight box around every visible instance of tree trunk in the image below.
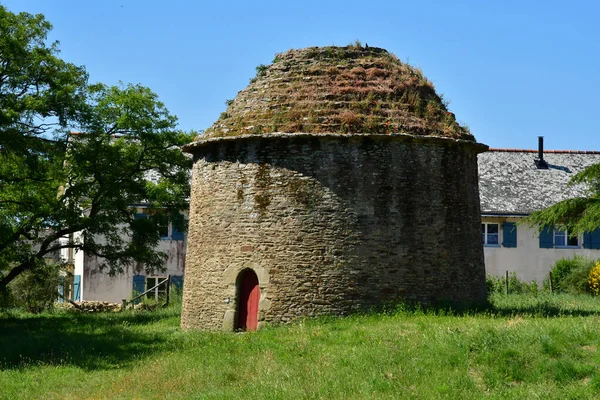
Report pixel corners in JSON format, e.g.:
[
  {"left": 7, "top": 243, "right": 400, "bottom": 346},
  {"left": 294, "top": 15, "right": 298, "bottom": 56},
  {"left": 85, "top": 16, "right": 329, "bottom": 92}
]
[{"left": 0, "top": 261, "right": 32, "bottom": 290}]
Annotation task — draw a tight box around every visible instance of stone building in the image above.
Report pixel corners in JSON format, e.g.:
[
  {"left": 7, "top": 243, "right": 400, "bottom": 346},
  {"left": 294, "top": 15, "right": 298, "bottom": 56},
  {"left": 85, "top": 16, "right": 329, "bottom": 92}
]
[{"left": 181, "top": 45, "right": 488, "bottom": 331}]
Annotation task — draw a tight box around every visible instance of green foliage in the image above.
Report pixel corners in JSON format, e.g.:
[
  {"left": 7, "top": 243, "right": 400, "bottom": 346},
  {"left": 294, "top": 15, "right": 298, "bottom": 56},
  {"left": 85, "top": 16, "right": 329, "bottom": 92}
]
[
  {"left": 550, "top": 256, "right": 596, "bottom": 294},
  {"left": 255, "top": 63, "right": 268, "bottom": 77},
  {"left": 0, "top": 286, "right": 13, "bottom": 309},
  {"left": 3, "top": 295, "right": 600, "bottom": 398},
  {"left": 587, "top": 261, "right": 600, "bottom": 295},
  {"left": 9, "top": 262, "right": 61, "bottom": 313},
  {"left": 0, "top": 5, "right": 195, "bottom": 290},
  {"left": 527, "top": 164, "right": 600, "bottom": 234},
  {"left": 551, "top": 258, "right": 576, "bottom": 292},
  {"left": 486, "top": 259, "right": 600, "bottom": 298},
  {"left": 224, "top": 99, "right": 234, "bottom": 106},
  {"left": 486, "top": 273, "right": 541, "bottom": 296},
  {"left": 562, "top": 260, "right": 595, "bottom": 294}
]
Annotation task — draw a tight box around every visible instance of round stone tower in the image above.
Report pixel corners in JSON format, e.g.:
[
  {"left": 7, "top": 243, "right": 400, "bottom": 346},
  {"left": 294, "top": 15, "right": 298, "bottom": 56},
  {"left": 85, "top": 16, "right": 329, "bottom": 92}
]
[{"left": 181, "top": 45, "right": 487, "bottom": 331}]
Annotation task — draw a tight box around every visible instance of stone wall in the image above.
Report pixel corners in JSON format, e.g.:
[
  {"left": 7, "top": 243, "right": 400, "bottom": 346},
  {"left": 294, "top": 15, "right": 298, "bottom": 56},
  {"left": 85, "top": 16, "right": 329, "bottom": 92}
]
[{"left": 181, "top": 133, "right": 487, "bottom": 331}]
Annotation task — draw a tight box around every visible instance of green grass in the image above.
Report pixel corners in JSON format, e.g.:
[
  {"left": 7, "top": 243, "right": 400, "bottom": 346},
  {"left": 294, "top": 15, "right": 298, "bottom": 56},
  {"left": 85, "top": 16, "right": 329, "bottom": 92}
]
[{"left": 2, "top": 294, "right": 600, "bottom": 399}]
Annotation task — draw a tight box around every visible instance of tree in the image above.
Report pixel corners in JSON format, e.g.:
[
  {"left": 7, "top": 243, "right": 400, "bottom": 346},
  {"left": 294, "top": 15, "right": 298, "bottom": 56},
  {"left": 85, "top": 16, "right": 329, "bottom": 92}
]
[
  {"left": 527, "top": 164, "right": 600, "bottom": 233},
  {"left": 0, "top": 6, "right": 194, "bottom": 291}
]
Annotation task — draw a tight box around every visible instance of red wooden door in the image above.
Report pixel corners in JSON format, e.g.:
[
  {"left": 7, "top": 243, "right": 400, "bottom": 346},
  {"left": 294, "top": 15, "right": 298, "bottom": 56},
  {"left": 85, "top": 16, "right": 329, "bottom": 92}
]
[{"left": 237, "top": 270, "right": 260, "bottom": 331}]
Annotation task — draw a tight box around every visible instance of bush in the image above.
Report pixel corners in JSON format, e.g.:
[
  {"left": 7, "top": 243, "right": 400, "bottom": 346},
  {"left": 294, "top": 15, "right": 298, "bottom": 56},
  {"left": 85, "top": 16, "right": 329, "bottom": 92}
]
[
  {"left": 588, "top": 261, "right": 600, "bottom": 296},
  {"left": 10, "top": 262, "right": 62, "bottom": 313},
  {"left": 550, "top": 257, "right": 579, "bottom": 293},
  {"left": 486, "top": 273, "right": 540, "bottom": 296},
  {"left": 486, "top": 274, "right": 504, "bottom": 295},
  {"left": 549, "top": 256, "right": 596, "bottom": 294},
  {"left": 0, "top": 287, "right": 14, "bottom": 309}
]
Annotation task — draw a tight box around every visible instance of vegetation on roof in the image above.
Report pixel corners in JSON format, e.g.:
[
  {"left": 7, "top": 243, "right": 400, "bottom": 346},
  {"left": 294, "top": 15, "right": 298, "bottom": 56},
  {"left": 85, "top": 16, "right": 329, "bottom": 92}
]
[{"left": 203, "top": 43, "right": 473, "bottom": 141}]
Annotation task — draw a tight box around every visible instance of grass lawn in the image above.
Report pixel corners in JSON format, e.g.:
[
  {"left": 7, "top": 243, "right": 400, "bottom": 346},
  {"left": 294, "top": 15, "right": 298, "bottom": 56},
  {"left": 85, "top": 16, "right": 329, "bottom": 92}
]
[{"left": 2, "top": 294, "right": 600, "bottom": 399}]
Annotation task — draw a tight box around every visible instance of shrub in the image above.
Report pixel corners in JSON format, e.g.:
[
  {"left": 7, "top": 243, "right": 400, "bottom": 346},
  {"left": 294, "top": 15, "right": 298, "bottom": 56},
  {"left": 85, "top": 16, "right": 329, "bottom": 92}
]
[
  {"left": 549, "top": 256, "right": 596, "bottom": 294},
  {"left": 550, "top": 257, "right": 578, "bottom": 292},
  {"left": 0, "top": 287, "right": 14, "bottom": 309},
  {"left": 486, "top": 274, "right": 504, "bottom": 295},
  {"left": 588, "top": 261, "right": 600, "bottom": 296},
  {"left": 10, "top": 262, "right": 62, "bottom": 313},
  {"left": 255, "top": 64, "right": 268, "bottom": 77},
  {"left": 486, "top": 273, "right": 541, "bottom": 296}
]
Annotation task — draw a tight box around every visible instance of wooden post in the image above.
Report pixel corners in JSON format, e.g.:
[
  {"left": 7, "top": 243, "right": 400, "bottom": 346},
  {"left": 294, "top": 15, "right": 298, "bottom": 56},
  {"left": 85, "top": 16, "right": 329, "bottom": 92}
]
[
  {"left": 549, "top": 271, "right": 554, "bottom": 294},
  {"left": 505, "top": 271, "right": 509, "bottom": 295},
  {"left": 122, "top": 299, "right": 127, "bottom": 309},
  {"left": 165, "top": 275, "right": 171, "bottom": 307}
]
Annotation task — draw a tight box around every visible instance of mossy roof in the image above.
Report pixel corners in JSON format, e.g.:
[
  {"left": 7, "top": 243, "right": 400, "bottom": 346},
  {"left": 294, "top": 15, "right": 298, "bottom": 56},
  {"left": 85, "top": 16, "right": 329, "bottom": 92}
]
[{"left": 201, "top": 45, "right": 474, "bottom": 141}]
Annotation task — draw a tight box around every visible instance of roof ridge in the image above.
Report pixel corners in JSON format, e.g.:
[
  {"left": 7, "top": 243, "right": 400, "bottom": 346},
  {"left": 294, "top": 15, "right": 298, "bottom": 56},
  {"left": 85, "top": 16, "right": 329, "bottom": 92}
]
[{"left": 488, "top": 148, "right": 600, "bottom": 154}]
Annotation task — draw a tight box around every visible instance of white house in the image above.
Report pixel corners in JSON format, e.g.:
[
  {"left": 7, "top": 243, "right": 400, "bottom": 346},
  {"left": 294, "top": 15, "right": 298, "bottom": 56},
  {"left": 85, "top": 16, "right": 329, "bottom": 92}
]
[
  {"left": 58, "top": 207, "right": 186, "bottom": 304},
  {"left": 57, "top": 160, "right": 188, "bottom": 304},
  {"left": 478, "top": 138, "right": 600, "bottom": 284}
]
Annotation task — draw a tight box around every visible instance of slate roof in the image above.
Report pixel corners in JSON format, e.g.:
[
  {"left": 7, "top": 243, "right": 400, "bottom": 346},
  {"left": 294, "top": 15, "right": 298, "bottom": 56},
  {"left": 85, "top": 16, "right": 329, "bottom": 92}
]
[{"left": 478, "top": 149, "right": 600, "bottom": 215}]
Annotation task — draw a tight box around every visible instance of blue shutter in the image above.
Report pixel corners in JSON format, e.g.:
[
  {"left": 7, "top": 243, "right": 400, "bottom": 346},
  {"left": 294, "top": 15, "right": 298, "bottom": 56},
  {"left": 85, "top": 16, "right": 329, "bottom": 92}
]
[
  {"left": 171, "top": 225, "right": 185, "bottom": 241},
  {"left": 502, "top": 223, "right": 517, "bottom": 248},
  {"left": 584, "top": 232, "right": 592, "bottom": 249},
  {"left": 539, "top": 225, "right": 554, "bottom": 248},
  {"left": 170, "top": 276, "right": 184, "bottom": 291},
  {"left": 585, "top": 229, "right": 600, "bottom": 249},
  {"left": 73, "top": 275, "right": 81, "bottom": 301},
  {"left": 132, "top": 275, "right": 145, "bottom": 302}
]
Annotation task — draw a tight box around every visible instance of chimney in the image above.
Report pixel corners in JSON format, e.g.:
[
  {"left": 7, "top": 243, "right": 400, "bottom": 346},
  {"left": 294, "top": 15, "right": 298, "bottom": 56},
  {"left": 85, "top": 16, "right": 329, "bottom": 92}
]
[{"left": 536, "top": 136, "right": 548, "bottom": 169}]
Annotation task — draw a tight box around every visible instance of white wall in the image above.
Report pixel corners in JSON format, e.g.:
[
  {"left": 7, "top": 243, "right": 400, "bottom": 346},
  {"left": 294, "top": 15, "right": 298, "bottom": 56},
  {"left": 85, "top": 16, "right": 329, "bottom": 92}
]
[
  {"left": 82, "top": 239, "right": 186, "bottom": 303},
  {"left": 483, "top": 216, "right": 600, "bottom": 284}
]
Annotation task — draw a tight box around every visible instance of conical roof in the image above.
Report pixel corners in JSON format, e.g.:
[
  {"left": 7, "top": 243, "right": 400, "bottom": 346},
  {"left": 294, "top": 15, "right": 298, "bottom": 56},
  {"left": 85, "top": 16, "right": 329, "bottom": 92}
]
[{"left": 202, "top": 45, "right": 474, "bottom": 141}]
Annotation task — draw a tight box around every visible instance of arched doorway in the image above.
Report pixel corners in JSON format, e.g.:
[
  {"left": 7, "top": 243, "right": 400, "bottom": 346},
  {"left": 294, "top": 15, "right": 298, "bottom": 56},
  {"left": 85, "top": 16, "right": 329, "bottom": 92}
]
[{"left": 236, "top": 269, "right": 260, "bottom": 331}]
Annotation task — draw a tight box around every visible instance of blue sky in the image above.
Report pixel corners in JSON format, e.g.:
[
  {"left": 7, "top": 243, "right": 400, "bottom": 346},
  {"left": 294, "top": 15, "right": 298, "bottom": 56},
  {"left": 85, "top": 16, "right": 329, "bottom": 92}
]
[{"left": 4, "top": 0, "right": 599, "bottom": 150}]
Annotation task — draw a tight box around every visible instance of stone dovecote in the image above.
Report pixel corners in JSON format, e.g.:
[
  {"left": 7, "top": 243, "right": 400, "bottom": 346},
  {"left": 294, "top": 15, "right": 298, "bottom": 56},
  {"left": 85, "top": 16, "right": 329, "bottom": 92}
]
[{"left": 181, "top": 45, "right": 487, "bottom": 331}]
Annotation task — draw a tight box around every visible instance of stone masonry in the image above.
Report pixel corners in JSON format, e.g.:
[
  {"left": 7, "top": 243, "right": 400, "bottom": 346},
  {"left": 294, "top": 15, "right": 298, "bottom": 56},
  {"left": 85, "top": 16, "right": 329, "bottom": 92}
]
[{"left": 181, "top": 133, "right": 487, "bottom": 331}]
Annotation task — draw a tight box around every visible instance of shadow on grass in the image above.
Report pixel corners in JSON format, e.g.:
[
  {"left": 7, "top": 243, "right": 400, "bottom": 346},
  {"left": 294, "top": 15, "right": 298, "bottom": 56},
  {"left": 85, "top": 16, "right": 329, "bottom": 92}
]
[
  {"left": 0, "top": 310, "right": 180, "bottom": 371},
  {"left": 2, "top": 294, "right": 598, "bottom": 372},
  {"left": 485, "top": 302, "right": 600, "bottom": 318},
  {"left": 373, "top": 294, "right": 600, "bottom": 319}
]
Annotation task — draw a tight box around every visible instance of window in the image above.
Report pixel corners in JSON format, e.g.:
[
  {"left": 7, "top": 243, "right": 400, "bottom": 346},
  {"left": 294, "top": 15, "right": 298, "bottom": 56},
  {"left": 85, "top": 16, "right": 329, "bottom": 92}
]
[
  {"left": 554, "top": 229, "right": 579, "bottom": 247},
  {"left": 482, "top": 223, "right": 499, "bottom": 246},
  {"left": 540, "top": 226, "right": 580, "bottom": 248},
  {"left": 159, "top": 221, "right": 185, "bottom": 241},
  {"left": 146, "top": 276, "right": 168, "bottom": 301},
  {"left": 135, "top": 210, "right": 185, "bottom": 241},
  {"left": 158, "top": 220, "right": 169, "bottom": 240}
]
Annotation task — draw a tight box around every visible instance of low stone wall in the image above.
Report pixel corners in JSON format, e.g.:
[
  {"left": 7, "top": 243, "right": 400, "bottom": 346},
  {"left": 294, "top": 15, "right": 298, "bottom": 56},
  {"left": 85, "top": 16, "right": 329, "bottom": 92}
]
[
  {"left": 57, "top": 300, "right": 123, "bottom": 312},
  {"left": 181, "top": 133, "right": 487, "bottom": 330},
  {"left": 56, "top": 300, "right": 161, "bottom": 312}
]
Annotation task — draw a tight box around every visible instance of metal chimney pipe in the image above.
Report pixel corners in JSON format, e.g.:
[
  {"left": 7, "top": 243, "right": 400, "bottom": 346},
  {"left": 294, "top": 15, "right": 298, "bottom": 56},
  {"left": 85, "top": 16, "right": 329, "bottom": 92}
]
[{"left": 536, "top": 136, "right": 548, "bottom": 169}]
